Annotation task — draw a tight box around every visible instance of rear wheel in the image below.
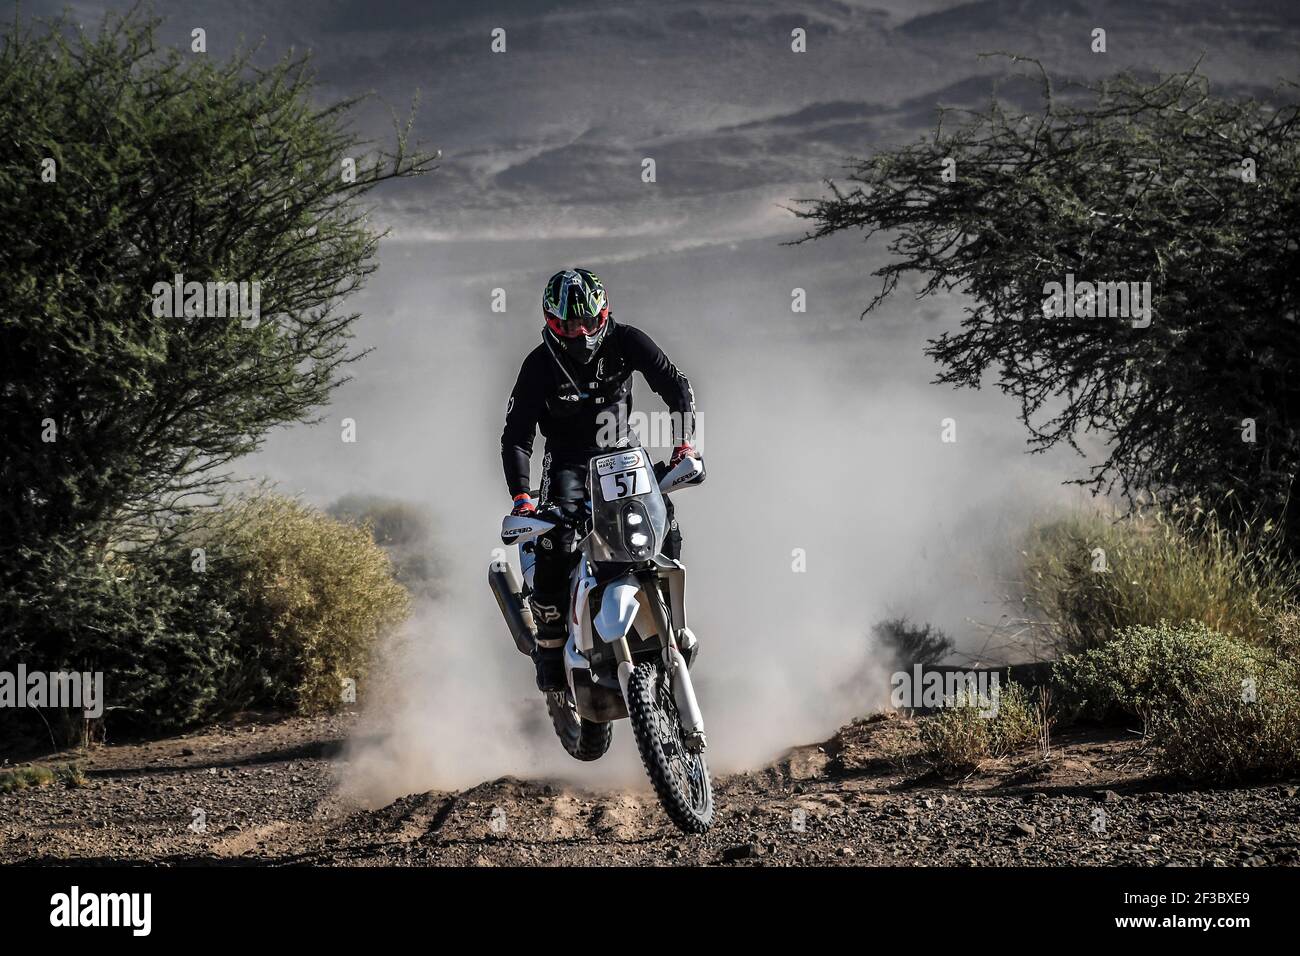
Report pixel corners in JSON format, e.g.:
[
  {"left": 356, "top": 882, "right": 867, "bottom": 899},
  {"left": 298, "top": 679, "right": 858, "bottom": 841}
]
[
  {"left": 546, "top": 691, "right": 613, "bottom": 761},
  {"left": 625, "top": 661, "right": 713, "bottom": 833}
]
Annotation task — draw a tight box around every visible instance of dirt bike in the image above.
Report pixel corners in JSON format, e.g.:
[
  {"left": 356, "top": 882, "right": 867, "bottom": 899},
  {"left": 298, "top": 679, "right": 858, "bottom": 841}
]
[{"left": 488, "top": 446, "right": 712, "bottom": 833}]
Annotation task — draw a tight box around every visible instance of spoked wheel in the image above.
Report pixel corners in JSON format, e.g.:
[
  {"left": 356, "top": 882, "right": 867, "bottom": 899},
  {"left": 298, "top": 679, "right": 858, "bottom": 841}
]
[
  {"left": 546, "top": 690, "right": 613, "bottom": 761},
  {"left": 625, "top": 661, "right": 713, "bottom": 833}
]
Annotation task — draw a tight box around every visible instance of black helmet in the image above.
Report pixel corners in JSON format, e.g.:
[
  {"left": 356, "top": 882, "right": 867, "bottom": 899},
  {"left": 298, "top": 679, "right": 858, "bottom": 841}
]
[{"left": 542, "top": 268, "right": 611, "bottom": 365}]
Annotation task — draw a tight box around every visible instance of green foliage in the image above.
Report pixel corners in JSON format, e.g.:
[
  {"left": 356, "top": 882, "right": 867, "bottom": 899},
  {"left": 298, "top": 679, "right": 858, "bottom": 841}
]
[
  {"left": 0, "top": 10, "right": 430, "bottom": 744},
  {"left": 1054, "top": 622, "right": 1300, "bottom": 781},
  {"left": 0, "top": 9, "right": 435, "bottom": 555},
  {"left": 1263, "top": 606, "right": 1300, "bottom": 658},
  {"left": 1020, "top": 506, "right": 1300, "bottom": 655},
  {"left": 0, "top": 540, "right": 240, "bottom": 740},
  {"left": 0, "top": 763, "right": 85, "bottom": 793},
  {"left": 918, "top": 681, "right": 1041, "bottom": 773},
  {"left": 0, "top": 494, "right": 410, "bottom": 742},
  {"left": 798, "top": 61, "right": 1300, "bottom": 545}
]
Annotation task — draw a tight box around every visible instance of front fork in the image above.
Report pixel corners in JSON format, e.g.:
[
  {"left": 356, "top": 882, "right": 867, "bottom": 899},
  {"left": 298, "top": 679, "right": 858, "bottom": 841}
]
[
  {"left": 597, "top": 567, "right": 707, "bottom": 752},
  {"left": 645, "top": 574, "right": 707, "bottom": 753}
]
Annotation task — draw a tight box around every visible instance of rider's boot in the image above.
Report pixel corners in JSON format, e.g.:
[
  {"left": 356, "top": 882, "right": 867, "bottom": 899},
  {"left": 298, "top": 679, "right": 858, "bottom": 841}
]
[{"left": 529, "top": 596, "right": 568, "bottom": 693}]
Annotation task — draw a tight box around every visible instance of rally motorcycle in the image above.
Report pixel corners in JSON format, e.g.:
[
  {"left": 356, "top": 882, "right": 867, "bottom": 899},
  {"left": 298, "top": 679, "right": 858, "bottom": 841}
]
[{"left": 488, "top": 446, "right": 711, "bottom": 833}]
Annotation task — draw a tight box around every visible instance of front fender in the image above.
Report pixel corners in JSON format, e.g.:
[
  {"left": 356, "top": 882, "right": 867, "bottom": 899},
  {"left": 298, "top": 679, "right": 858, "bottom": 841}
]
[{"left": 593, "top": 574, "right": 641, "bottom": 644}]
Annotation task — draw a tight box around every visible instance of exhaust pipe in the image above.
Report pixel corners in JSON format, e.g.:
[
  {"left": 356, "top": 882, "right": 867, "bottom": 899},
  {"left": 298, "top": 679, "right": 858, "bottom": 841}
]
[{"left": 488, "top": 563, "right": 536, "bottom": 656}]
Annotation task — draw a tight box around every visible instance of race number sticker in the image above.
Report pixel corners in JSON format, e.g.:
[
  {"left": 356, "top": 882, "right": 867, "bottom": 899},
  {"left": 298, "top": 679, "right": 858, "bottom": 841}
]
[{"left": 599, "top": 467, "right": 650, "bottom": 501}]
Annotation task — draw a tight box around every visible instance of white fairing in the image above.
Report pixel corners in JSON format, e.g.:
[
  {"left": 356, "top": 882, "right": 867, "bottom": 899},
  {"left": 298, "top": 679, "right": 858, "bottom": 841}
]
[
  {"left": 593, "top": 574, "right": 642, "bottom": 644},
  {"left": 570, "top": 566, "right": 597, "bottom": 647},
  {"left": 563, "top": 561, "right": 599, "bottom": 698},
  {"left": 658, "top": 455, "right": 705, "bottom": 494}
]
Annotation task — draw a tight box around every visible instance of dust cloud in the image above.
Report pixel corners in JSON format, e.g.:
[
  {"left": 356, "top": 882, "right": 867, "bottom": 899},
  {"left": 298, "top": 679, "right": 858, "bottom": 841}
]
[{"left": 253, "top": 235, "right": 1080, "bottom": 804}]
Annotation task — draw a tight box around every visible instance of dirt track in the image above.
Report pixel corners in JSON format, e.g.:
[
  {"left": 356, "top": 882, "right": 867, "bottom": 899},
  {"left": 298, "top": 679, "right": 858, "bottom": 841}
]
[{"left": 2, "top": 711, "right": 1297, "bottom": 866}]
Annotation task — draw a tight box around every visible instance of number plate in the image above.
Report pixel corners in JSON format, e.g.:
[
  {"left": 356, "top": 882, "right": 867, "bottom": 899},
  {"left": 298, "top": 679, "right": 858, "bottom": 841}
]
[{"left": 599, "top": 467, "right": 651, "bottom": 501}]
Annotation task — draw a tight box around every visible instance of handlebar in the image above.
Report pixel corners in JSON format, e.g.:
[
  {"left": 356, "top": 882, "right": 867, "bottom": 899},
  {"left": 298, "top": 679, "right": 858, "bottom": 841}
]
[
  {"left": 502, "top": 453, "right": 704, "bottom": 545},
  {"left": 532, "top": 506, "right": 585, "bottom": 529}
]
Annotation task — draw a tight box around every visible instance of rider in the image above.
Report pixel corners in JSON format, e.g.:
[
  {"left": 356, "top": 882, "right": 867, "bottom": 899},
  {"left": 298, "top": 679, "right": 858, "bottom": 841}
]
[{"left": 502, "top": 268, "right": 700, "bottom": 692}]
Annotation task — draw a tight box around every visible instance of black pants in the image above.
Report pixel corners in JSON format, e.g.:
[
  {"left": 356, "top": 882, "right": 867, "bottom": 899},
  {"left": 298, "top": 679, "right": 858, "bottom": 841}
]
[{"left": 530, "top": 450, "right": 680, "bottom": 632}]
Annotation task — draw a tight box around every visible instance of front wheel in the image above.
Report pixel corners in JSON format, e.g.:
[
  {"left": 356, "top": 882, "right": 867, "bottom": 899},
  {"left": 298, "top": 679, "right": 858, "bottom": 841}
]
[
  {"left": 625, "top": 661, "right": 713, "bottom": 833},
  {"left": 546, "top": 691, "right": 613, "bottom": 761}
]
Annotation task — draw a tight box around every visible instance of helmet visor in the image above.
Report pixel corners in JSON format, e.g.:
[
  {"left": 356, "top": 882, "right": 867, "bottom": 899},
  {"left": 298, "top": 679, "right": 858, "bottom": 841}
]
[{"left": 546, "top": 308, "right": 608, "bottom": 338}]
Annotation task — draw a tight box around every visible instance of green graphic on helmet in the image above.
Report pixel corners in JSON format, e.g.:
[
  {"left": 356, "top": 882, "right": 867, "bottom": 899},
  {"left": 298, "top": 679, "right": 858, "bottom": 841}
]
[
  {"left": 543, "top": 269, "right": 607, "bottom": 323},
  {"left": 542, "top": 268, "right": 612, "bottom": 366}
]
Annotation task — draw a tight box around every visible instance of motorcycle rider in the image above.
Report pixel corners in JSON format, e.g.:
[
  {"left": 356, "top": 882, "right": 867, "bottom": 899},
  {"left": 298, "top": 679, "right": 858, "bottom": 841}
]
[{"left": 502, "top": 268, "right": 700, "bottom": 692}]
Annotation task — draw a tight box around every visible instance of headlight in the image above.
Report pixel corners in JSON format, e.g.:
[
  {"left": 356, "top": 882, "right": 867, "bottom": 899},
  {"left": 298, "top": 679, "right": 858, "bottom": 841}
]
[{"left": 621, "top": 501, "right": 654, "bottom": 556}]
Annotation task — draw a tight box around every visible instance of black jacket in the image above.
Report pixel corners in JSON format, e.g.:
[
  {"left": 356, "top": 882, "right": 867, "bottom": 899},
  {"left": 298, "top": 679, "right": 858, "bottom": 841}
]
[{"left": 501, "top": 321, "right": 696, "bottom": 497}]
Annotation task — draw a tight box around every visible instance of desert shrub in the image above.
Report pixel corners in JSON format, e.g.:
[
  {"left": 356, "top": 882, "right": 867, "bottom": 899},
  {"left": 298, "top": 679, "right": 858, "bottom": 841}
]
[
  {"left": 195, "top": 494, "right": 411, "bottom": 713},
  {"left": 1020, "top": 507, "right": 1299, "bottom": 656},
  {"left": 0, "top": 763, "right": 85, "bottom": 793},
  {"left": 1262, "top": 606, "right": 1300, "bottom": 659},
  {"left": 873, "top": 616, "right": 954, "bottom": 667},
  {"left": 1054, "top": 621, "right": 1300, "bottom": 781},
  {"left": 0, "top": 765, "right": 54, "bottom": 793},
  {"left": 0, "top": 493, "right": 410, "bottom": 745},
  {"left": 0, "top": 541, "right": 238, "bottom": 743},
  {"left": 918, "top": 681, "right": 1041, "bottom": 773}
]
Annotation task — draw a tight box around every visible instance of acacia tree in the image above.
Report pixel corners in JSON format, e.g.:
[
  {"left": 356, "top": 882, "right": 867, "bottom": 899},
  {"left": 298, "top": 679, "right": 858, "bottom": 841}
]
[
  {"left": 797, "top": 61, "right": 1300, "bottom": 545},
  {"left": 0, "top": 11, "right": 437, "bottom": 557}
]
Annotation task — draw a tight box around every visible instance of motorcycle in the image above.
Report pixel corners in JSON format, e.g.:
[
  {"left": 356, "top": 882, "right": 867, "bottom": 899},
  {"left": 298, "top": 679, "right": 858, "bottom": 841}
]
[{"left": 488, "top": 446, "right": 712, "bottom": 833}]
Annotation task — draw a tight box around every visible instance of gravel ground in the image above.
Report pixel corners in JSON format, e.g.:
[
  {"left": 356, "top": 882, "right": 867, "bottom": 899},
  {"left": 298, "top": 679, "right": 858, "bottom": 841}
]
[{"left": 2, "top": 710, "right": 1297, "bottom": 866}]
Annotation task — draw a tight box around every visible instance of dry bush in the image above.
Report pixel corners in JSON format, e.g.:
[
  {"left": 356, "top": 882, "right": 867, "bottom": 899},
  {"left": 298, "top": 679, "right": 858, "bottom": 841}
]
[
  {"left": 1054, "top": 621, "right": 1300, "bottom": 781},
  {"left": 197, "top": 493, "right": 411, "bottom": 713},
  {"left": 918, "top": 682, "right": 1042, "bottom": 773},
  {"left": 1020, "top": 506, "right": 1299, "bottom": 656}
]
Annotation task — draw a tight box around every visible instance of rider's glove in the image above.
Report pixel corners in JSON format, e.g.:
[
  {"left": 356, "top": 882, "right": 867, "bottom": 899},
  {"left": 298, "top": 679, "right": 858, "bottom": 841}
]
[
  {"left": 510, "top": 493, "right": 537, "bottom": 516},
  {"left": 669, "top": 442, "right": 697, "bottom": 467}
]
